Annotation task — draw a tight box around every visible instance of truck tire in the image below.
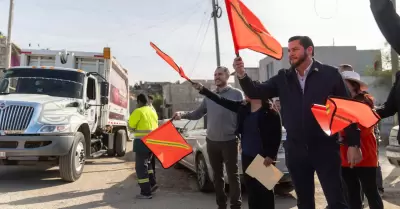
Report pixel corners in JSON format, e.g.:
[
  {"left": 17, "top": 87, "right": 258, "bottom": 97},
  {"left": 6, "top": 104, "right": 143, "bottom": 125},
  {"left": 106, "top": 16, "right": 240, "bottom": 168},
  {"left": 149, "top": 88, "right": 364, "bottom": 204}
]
[
  {"left": 59, "top": 132, "right": 86, "bottom": 182},
  {"left": 115, "top": 129, "right": 127, "bottom": 157}
]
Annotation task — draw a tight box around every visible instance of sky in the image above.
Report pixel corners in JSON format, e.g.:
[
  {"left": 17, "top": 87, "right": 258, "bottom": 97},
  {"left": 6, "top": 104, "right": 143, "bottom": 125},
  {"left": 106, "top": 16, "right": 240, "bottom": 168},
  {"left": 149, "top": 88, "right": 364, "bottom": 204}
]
[{"left": 0, "top": 0, "right": 392, "bottom": 85}]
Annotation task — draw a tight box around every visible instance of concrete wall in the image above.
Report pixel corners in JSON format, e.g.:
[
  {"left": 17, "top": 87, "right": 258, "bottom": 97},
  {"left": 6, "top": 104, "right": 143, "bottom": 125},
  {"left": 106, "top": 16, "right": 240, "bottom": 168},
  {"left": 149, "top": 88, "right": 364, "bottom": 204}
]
[
  {"left": 234, "top": 67, "right": 260, "bottom": 89},
  {"left": 163, "top": 80, "right": 216, "bottom": 118}
]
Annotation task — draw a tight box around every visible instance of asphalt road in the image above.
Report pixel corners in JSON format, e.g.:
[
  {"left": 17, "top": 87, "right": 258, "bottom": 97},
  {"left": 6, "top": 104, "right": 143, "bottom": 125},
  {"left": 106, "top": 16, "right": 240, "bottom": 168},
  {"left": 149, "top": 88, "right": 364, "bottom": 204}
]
[{"left": 0, "top": 142, "right": 399, "bottom": 209}]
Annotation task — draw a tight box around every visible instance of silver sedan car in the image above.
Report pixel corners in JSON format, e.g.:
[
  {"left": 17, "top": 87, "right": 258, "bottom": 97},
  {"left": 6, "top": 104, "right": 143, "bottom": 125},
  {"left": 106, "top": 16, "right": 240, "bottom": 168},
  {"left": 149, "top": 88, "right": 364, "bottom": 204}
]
[{"left": 163, "top": 116, "right": 293, "bottom": 193}]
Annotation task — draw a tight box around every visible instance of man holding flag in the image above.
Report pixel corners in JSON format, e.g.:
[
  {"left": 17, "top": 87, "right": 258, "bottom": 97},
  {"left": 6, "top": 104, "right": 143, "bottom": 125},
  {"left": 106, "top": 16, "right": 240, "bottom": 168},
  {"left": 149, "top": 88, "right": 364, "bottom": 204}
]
[
  {"left": 173, "top": 66, "right": 244, "bottom": 209},
  {"left": 233, "top": 36, "right": 362, "bottom": 209}
]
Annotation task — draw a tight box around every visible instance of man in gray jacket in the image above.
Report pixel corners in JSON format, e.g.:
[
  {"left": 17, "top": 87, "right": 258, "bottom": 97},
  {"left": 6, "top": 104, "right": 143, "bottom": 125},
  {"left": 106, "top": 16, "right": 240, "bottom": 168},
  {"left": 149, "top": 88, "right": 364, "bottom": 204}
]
[{"left": 173, "top": 66, "right": 244, "bottom": 209}]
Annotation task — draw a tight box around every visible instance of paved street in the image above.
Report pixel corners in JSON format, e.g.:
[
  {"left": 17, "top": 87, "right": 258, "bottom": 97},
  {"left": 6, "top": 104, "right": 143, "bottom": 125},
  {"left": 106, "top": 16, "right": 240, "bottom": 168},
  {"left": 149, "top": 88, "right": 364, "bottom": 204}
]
[{"left": 0, "top": 142, "right": 399, "bottom": 209}]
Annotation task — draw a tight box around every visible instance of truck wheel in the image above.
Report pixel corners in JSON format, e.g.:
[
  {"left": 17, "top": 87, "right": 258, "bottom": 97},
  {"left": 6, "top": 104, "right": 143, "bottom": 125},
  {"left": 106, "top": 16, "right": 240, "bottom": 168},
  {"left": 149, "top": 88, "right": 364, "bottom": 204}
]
[
  {"left": 59, "top": 132, "right": 86, "bottom": 182},
  {"left": 115, "top": 130, "right": 127, "bottom": 157}
]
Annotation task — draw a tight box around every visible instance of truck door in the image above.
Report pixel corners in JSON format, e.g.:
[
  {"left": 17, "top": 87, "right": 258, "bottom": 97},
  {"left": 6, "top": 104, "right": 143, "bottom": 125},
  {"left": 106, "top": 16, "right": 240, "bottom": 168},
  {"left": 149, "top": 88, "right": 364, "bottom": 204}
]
[{"left": 85, "top": 76, "right": 100, "bottom": 132}]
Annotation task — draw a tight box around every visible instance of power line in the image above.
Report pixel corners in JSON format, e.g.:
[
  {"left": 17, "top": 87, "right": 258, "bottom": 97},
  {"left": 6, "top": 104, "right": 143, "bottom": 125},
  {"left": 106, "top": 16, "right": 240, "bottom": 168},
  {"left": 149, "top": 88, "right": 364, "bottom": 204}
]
[
  {"left": 189, "top": 17, "right": 212, "bottom": 76},
  {"left": 182, "top": 8, "right": 211, "bottom": 67},
  {"left": 153, "top": 1, "right": 209, "bottom": 47},
  {"left": 125, "top": 0, "right": 205, "bottom": 38}
]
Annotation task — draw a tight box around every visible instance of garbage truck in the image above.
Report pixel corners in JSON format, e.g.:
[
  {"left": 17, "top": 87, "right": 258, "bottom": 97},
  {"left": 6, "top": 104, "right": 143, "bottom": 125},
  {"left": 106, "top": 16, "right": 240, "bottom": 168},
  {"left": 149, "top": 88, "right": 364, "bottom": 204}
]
[{"left": 0, "top": 47, "right": 130, "bottom": 182}]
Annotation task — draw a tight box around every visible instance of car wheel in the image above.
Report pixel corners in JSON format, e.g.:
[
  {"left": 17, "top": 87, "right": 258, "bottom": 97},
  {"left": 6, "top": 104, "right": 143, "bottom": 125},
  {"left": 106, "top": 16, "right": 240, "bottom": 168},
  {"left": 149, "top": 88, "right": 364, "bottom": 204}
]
[{"left": 196, "top": 153, "right": 214, "bottom": 193}]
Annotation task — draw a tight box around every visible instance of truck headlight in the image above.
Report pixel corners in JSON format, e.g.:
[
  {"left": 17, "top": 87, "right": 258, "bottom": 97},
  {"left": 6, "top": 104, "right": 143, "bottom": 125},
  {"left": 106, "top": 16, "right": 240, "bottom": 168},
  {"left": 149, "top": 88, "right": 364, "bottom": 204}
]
[
  {"left": 38, "top": 125, "right": 70, "bottom": 133},
  {"left": 40, "top": 115, "right": 69, "bottom": 124}
]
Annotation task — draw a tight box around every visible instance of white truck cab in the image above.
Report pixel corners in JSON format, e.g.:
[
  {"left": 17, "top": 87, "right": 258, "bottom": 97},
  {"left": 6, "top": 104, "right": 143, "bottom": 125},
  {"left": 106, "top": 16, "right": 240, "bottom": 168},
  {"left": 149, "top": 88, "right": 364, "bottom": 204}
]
[{"left": 0, "top": 47, "right": 129, "bottom": 182}]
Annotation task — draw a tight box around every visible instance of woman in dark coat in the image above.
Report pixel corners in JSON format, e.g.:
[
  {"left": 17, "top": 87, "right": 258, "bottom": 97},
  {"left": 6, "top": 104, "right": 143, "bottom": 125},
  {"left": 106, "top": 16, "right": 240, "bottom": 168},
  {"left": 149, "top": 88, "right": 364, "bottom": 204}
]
[{"left": 192, "top": 82, "right": 282, "bottom": 209}]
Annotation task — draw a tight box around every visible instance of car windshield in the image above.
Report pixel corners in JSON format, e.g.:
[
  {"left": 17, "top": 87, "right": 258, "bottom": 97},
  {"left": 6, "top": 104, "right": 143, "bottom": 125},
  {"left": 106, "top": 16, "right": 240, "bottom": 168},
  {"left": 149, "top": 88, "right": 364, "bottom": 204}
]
[{"left": 0, "top": 68, "right": 84, "bottom": 98}]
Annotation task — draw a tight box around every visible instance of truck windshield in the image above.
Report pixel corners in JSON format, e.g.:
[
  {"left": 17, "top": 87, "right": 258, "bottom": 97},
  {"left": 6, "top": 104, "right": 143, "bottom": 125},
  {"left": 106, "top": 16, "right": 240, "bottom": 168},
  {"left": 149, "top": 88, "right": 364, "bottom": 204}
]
[{"left": 0, "top": 68, "right": 84, "bottom": 98}]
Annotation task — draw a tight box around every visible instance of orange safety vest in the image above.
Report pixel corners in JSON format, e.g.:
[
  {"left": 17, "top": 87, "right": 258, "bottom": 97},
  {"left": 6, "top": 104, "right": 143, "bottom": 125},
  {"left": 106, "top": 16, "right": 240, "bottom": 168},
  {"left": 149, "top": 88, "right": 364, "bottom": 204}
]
[{"left": 311, "top": 96, "right": 380, "bottom": 136}]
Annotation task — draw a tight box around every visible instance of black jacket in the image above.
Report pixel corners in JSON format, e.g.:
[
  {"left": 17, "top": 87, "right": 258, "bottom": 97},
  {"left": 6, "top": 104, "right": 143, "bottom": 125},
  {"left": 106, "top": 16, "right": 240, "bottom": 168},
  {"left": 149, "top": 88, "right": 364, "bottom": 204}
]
[
  {"left": 199, "top": 87, "right": 282, "bottom": 159},
  {"left": 371, "top": 0, "right": 400, "bottom": 143},
  {"left": 238, "top": 60, "right": 360, "bottom": 148}
]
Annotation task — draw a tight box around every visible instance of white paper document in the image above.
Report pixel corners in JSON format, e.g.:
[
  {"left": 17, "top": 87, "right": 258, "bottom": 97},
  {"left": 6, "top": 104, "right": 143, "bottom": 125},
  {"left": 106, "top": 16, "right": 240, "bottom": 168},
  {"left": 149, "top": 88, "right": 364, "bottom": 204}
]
[{"left": 245, "top": 154, "right": 284, "bottom": 190}]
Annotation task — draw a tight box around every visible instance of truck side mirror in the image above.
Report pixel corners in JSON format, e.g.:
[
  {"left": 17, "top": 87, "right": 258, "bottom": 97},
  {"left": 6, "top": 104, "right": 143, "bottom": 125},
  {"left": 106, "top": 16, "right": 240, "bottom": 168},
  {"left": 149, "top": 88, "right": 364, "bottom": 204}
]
[
  {"left": 0, "top": 79, "right": 9, "bottom": 92},
  {"left": 100, "top": 82, "right": 109, "bottom": 97}
]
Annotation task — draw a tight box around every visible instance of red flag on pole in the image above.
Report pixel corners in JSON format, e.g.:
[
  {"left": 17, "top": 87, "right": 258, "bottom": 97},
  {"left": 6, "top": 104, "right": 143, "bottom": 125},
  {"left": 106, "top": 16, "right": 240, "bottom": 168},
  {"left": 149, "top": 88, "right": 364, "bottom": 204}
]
[
  {"left": 150, "top": 42, "right": 193, "bottom": 83},
  {"left": 142, "top": 120, "right": 193, "bottom": 169},
  {"left": 225, "top": 0, "right": 283, "bottom": 60}
]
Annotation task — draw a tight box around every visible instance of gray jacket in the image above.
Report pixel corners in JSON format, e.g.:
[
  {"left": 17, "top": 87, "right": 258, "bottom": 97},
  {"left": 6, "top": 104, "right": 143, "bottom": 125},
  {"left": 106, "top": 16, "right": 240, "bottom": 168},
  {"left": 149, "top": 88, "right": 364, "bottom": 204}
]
[{"left": 182, "top": 85, "right": 244, "bottom": 141}]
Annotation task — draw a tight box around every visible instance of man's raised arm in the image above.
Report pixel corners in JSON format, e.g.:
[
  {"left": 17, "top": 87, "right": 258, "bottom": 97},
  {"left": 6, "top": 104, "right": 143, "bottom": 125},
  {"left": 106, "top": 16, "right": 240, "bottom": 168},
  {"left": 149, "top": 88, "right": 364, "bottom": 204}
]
[
  {"left": 370, "top": 0, "right": 400, "bottom": 54},
  {"left": 233, "top": 57, "right": 279, "bottom": 99}
]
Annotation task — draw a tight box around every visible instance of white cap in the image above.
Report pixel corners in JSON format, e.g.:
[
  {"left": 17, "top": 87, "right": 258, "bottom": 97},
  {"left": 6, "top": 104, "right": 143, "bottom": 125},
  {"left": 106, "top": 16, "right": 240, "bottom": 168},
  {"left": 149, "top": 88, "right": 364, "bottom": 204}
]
[{"left": 341, "top": 71, "right": 368, "bottom": 91}]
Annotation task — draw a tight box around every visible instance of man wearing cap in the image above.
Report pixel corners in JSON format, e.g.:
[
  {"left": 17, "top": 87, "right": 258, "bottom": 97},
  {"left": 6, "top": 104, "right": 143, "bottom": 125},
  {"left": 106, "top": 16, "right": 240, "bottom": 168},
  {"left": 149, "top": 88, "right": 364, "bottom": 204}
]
[
  {"left": 233, "top": 36, "right": 362, "bottom": 209},
  {"left": 173, "top": 66, "right": 244, "bottom": 209}
]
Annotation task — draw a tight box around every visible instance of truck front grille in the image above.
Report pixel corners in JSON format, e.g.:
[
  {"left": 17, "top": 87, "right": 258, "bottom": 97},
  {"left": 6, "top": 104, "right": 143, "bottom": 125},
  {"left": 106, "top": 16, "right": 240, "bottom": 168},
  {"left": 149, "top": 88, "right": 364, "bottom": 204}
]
[{"left": 0, "top": 105, "right": 34, "bottom": 131}]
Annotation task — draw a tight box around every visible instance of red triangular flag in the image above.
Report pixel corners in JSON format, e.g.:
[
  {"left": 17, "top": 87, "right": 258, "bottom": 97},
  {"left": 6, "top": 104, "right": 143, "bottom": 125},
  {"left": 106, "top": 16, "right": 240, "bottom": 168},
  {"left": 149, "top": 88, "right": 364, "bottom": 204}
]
[
  {"left": 142, "top": 121, "right": 193, "bottom": 169},
  {"left": 150, "top": 42, "right": 191, "bottom": 81},
  {"left": 225, "top": 0, "right": 283, "bottom": 59}
]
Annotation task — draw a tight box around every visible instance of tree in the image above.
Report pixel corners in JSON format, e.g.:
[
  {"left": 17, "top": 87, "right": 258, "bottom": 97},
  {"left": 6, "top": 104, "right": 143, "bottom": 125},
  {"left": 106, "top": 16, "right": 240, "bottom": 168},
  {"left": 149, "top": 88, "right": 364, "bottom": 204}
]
[
  {"left": 152, "top": 93, "right": 163, "bottom": 114},
  {"left": 365, "top": 42, "right": 399, "bottom": 88}
]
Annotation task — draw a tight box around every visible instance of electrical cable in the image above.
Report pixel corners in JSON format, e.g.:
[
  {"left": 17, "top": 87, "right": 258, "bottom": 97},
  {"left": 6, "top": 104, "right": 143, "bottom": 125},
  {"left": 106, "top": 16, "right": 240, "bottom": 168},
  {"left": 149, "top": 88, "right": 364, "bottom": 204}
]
[
  {"left": 189, "top": 17, "right": 212, "bottom": 76},
  {"left": 66, "top": 0, "right": 205, "bottom": 49},
  {"left": 314, "top": 0, "right": 338, "bottom": 20},
  {"left": 125, "top": 0, "right": 205, "bottom": 38},
  {"left": 155, "top": 1, "right": 209, "bottom": 46},
  {"left": 182, "top": 7, "right": 210, "bottom": 66}
]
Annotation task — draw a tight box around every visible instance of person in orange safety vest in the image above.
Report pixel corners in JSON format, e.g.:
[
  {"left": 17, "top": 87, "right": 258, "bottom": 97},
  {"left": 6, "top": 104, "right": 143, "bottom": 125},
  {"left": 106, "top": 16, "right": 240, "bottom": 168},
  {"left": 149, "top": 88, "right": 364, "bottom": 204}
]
[{"left": 339, "top": 70, "right": 383, "bottom": 209}]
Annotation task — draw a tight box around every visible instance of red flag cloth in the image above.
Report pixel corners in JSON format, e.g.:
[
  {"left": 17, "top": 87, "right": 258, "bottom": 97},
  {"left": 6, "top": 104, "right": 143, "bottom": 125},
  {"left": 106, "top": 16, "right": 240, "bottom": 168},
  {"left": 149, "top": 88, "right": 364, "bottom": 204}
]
[
  {"left": 142, "top": 120, "right": 193, "bottom": 169},
  {"left": 150, "top": 42, "right": 191, "bottom": 81},
  {"left": 311, "top": 96, "right": 380, "bottom": 136},
  {"left": 224, "top": 0, "right": 283, "bottom": 60}
]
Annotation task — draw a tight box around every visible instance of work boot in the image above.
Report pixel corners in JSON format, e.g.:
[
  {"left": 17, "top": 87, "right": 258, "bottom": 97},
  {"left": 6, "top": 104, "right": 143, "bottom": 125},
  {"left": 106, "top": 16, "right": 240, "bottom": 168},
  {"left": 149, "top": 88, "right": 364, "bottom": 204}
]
[{"left": 135, "top": 194, "right": 152, "bottom": 199}]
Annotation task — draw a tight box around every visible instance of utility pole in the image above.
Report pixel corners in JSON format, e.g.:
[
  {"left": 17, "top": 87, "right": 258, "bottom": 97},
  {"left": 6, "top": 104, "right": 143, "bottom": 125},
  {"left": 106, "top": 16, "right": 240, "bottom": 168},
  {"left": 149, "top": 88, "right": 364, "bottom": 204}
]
[
  {"left": 391, "top": 0, "right": 399, "bottom": 126},
  {"left": 211, "top": 0, "right": 221, "bottom": 67},
  {"left": 5, "top": 0, "right": 14, "bottom": 69}
]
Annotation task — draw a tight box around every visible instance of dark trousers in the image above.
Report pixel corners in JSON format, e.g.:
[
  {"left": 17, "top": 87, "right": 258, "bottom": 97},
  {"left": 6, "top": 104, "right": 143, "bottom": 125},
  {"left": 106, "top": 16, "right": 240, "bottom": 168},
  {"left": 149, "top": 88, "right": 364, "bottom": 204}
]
[
  {"left": 242, "top": 154, "right": 275, "bottom": 209},
  {"left": 206, "top": 138, "right": 242, "bottom": 209},
  {"left": 285, "top": 142, "right": 347, "bottom": 209},
  {"left": 150, "top": 156, "right": 157, "bottom": 184},
  {"left": 342, "top": 167, "right": 384, "bottom": 209},
  {"left": 135, "top": 151, "right": 157, "bottom": 196}
]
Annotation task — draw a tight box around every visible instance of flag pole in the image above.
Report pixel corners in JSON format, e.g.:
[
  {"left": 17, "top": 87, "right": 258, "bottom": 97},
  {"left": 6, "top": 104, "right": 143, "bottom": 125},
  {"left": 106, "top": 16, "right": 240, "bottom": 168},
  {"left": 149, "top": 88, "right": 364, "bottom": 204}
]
[{"left": 212, "top": 0, "right": 222, "bottom": 66}]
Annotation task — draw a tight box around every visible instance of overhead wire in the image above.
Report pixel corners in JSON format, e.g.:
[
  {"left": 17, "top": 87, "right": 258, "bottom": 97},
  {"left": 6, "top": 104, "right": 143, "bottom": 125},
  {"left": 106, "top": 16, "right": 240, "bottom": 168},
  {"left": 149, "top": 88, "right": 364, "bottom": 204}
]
[
  {"left": 189, "top": 17, "right": 212, "bottom": 76},
  {"left": 125, "top": 0, "right": 205, "bottom": 38},
  {"left": 181, "top": 3, "right": 210, "bottom": 66},
  {"left": 66, "top": 0, "right": 206, "bottom": 49},
  {"left": 154, "top": 0, "right": 209, "bottom": 46}
]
